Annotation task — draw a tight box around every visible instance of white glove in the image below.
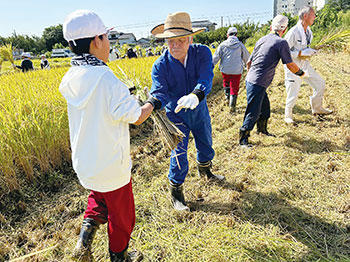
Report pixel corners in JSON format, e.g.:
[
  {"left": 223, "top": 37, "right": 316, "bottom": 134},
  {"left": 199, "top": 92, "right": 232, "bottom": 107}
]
[
  {"left": 300, "top": 48, "right": 317, "bottom": 57},
  {"left": 174, "top": 94, "right": 199, "bottom": 113}
]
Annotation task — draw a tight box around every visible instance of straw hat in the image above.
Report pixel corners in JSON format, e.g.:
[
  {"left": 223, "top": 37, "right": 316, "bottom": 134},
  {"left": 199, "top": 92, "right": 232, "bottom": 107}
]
[{"left": 151, "top": 12, "right": 205, "bottom": 39}]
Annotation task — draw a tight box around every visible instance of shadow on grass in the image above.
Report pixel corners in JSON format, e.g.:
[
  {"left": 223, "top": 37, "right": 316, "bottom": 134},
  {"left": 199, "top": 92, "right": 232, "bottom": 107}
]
[
  {"left": 283, "top": 132, "right": 347, "bottom": 154},
  {"left": 271, "top": 105, "right": 311, "bottom": 116},
  {"left": 191, "top": 182, "right": 350, "bottom": 261}
]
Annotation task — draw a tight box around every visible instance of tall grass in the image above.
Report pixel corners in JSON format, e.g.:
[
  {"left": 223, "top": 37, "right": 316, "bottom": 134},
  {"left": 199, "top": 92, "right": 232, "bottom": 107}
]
[
  {"left": 0, "top": 68, "right": 71, "bottom": 194},
  {"left": 314, "top": 29, "right": 350, "bottom": 53}
]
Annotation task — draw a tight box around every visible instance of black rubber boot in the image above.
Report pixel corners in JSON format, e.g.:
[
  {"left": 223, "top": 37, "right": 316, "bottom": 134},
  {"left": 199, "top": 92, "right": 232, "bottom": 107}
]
[
  {"left": 256, "top": 119, "right": 276, "bottom": 137},
  {"left": 169, "top": 181, "right": 190, "bottom": 211},
  {"left": 224, "top": 87, "right": 230, "bottom": 102},
  {"left": 239, "top": 127, "right": 251, "bottom": 147},
  {"left": 229, "top": 94, "right": 237, "bottom": 113},
  {"left": 197, "top": 160, "right": 225, "bottom": 181},
  {"left": 72, "top": 218, "right": 100, "bottom": 258},
  {"left": 110, "top": 248, "right": 143, "bottom": 262}
]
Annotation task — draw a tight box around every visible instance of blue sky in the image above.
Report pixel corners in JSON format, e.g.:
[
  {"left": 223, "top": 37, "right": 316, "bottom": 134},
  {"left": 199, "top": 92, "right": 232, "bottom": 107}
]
[{"left": 1, "top": 0, "right": 273, "bottom": 39}]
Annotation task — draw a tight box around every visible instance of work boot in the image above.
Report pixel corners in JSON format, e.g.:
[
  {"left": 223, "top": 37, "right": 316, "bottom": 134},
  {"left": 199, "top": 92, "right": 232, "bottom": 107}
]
[
  {"left": 224, "top": 87, "right": 230, "bottom": 102},
  {"left": 72, "top": 218, "right": 99, "bottom": 258},
  {"left": 169, "top": 181, "right": 190, "bottom": 211},
  {"left": 239, "top": 127, "right": 251, "bottom": 147},
  {"left": 229, "top": 94, "right": 237, "bottom": 113},
  {"left": 197, "top": 160, "right": 225, "bottom": 181},
  {"left": 110, "top": 249, "right": 143, "bottom": 262},
  {"left": 256, "top": 119, "right": 276, "bottom": 137}
]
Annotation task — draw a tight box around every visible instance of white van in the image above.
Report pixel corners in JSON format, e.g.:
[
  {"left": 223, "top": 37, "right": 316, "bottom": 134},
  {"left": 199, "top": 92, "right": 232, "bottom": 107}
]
[{"left": 51, "top": 49, "right": 74, "bottom": 58}]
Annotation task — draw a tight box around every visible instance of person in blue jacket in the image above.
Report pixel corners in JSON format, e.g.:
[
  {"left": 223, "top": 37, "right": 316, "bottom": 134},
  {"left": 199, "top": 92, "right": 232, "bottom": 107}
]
[{"left": 148, "top": 12, "right": 225, "bottom": 212}]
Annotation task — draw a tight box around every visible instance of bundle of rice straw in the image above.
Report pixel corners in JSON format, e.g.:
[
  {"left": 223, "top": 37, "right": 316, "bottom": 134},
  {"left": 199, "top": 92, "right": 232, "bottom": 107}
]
[
  {"left": 115, "top": 65, "right": 185, "bottom": 151},
  {"left": 143, "top": 90, "right": 185, "bottom": 151},
  {"left": 0, "top": 43, "right": 14, "bottom": 65}
]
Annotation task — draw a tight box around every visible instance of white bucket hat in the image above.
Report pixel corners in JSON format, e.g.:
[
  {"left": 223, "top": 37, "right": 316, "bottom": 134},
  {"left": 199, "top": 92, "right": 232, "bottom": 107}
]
[
  {"left": 21, "top": 52, "right": 31, "bottom": 58},
  {"left": 63, "top": 9, "right": 113, "bottom": 45},
  {"left": 151, "top": 12, "right": 205, "bottom": 39},
  {"left": 271, "top": 15, "right": 289, "bottom": 31}
]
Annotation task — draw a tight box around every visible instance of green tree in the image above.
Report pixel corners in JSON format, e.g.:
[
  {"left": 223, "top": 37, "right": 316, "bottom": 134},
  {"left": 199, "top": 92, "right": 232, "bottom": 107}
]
[
  {"left": 327, "top": 0, "right": 350, "bottom": 11},
  {"left": 193, "top": 20, "right": 260, "bottom": 46},
  {"left": 52, "top": 43, "right": 66, "bottom": 49},
  {"left": 42, "top": 24, "right": 67, "bottom": 51}
]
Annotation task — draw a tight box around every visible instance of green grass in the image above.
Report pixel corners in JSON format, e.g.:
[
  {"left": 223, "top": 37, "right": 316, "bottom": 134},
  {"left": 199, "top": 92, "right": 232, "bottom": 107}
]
[{"left": 0, "top": 51, "right": 349, "bottom": 261}]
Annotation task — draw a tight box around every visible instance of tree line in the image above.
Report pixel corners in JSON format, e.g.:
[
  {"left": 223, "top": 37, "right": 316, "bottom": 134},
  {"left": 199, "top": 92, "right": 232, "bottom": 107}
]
[{"left": 0, "top": 25, "right": 67, "bottom": 55}]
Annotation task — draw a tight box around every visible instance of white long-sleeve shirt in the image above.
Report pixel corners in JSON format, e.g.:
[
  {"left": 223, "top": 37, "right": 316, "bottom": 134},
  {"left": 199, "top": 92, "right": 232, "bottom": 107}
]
[{"left": 59, "top": 65, "right": 141, "bottom": 192}]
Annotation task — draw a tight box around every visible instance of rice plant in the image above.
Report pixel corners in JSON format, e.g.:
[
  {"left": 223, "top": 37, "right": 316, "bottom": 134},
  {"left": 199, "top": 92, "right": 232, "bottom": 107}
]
[{"left": 314, "top": 28, "right": 350, "bottom": 53}]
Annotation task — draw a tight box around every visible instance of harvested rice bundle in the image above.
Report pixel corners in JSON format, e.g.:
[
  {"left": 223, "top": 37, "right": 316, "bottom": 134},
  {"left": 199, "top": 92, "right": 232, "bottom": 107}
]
[
  {"left": 115, "top": 65, "right": 185, "bottom": 151},
  {"left": 0, "top": 44, "right": 14, "bottom": 64}
]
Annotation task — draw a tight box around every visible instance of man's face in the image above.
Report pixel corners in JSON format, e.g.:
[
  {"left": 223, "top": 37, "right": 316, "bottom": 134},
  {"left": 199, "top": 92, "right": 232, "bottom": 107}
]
[
  {"left": 304, "top": 9, "right": 316, "bottom": 26},
  {"left": 167, "top": 37, "right": 191, "bottom": 62}
]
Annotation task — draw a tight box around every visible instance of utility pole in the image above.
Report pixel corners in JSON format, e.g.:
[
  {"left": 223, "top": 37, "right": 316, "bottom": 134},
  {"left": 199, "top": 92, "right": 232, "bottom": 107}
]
[{"left": 221, "top": 16, "right": 223, "bottom": 27}]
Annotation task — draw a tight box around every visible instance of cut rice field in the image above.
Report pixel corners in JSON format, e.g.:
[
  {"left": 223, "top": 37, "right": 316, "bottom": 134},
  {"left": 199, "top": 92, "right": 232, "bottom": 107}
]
[{"left": 0, "top": 51, "right": 349, "bottom": 261}]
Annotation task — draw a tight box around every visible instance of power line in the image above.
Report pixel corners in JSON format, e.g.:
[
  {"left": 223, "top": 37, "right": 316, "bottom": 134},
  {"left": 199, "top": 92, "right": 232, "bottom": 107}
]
[{"left": 114, "top": 10, "right": 272, "bottom": 31}]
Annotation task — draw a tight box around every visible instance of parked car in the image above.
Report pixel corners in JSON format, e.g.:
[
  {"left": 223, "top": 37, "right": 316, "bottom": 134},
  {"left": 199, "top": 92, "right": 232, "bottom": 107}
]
[{"left": 51, "top": 49, "right": 74, "bottom": 58}]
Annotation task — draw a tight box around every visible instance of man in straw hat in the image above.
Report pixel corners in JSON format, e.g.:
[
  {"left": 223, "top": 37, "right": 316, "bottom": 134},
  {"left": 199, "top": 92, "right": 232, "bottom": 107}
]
[
  {"left": 147, "top": 11, "right": 225, "bottom": 212},
  {"left": 239, "top": 15, "right": 306, "bottom": 147},
  {"left": 60, "top": 9, "right": 153, "bottom": 261},
  {"left": 283, "top": 6, "right": 332, "bottom": 124}
]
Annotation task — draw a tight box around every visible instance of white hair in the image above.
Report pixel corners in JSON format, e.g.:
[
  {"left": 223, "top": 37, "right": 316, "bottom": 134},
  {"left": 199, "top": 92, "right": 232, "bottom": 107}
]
[
  {"left": 271, "top": 15, "right": 289, "bottom": 31},
  {"left": 299, "top": 6, "right": 314, "bottom": 20}
]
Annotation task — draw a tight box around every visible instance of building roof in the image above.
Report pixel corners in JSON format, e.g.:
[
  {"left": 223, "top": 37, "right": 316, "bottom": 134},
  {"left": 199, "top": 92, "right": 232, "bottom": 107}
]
[{"left": 118, "top": 33, "right": 136, "bottom": 40}]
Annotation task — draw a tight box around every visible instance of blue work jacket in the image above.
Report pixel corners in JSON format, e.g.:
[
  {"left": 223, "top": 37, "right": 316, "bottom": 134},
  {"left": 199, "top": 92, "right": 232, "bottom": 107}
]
[{"left": 150, "top": 44, "right": 214, "bottom": 128}]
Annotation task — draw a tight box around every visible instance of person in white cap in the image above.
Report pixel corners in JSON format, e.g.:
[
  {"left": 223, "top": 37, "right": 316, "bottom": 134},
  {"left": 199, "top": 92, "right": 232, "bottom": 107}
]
[
  {"left": 14, "top": 52, "right": 34, "bottom": 72},
  {"left": 147, "top": 11, "right": 225, "bottom": 212},
  {"left": 239, "top": 15, "right": 306, "bottom": 147},
  {"left": 213, "top": 26, "right": 250, "bottom": 113},
  {"left": 40, "top": 54, "right": 50, "bottom": 69},
  {"left": 283, "top": 6, "right": 332, "bottom": 124},
  {"left": 59, "top": 9, "right": 154, "bottom": 262}
]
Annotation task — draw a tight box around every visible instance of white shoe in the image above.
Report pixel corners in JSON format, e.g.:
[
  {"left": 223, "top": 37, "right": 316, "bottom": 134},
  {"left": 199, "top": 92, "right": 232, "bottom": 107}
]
[
  {"left": 284, "top": 117, "right": 294, "bottom": 124},
  {"left": 312, "top": 107, "right": 333, "bottom": 115}
]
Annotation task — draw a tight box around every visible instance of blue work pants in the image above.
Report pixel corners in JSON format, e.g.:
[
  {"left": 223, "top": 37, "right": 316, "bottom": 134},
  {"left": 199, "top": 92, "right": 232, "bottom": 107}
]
[
  {"left": 167, "top": 110, "right": 215, "bottom": 185},
  {"left": 241, "top": 81, "right": 270, "bottom": 131}
]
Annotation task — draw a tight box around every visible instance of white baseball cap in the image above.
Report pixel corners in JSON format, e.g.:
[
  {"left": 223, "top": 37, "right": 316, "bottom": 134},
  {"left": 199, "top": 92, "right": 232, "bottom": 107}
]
[
  {"left": 63, "top": 10, "right": 112, "bottom": 45},
  {"left": 227, "top": 27, "right": 237, "bottom": 35},
  {"left": 271, "top": 15, "right": 289, "bottom": 31}
]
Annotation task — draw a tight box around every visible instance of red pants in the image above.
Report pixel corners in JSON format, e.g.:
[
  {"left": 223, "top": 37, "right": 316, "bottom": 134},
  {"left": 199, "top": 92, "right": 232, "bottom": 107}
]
[
  {"left": 84, "top": 181, "right": 135, "bottom": 253},
  {"left": 222, "top": 73, "right": 242, "bottom": 95}
]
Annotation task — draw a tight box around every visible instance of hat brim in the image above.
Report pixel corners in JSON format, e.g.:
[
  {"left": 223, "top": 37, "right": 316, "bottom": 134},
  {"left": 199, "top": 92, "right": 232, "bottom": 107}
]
[
  {"left": 106, "top": 27, "right": 114, "bottom": 34},
  {"left": 151, "top": 24, "right": 205, "bottom": 39}
]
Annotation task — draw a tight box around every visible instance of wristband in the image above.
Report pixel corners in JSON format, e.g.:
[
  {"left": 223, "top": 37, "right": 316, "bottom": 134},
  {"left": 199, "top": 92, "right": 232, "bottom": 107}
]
[
  {"left": 145, "top": 97, "right": 162, "bottom": 110},
  {"left": 192, "top": 89, "right": 205, "bottom": 102},
  {"left": 295, "top": 69, "right": 304, "bottom": 76}
]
